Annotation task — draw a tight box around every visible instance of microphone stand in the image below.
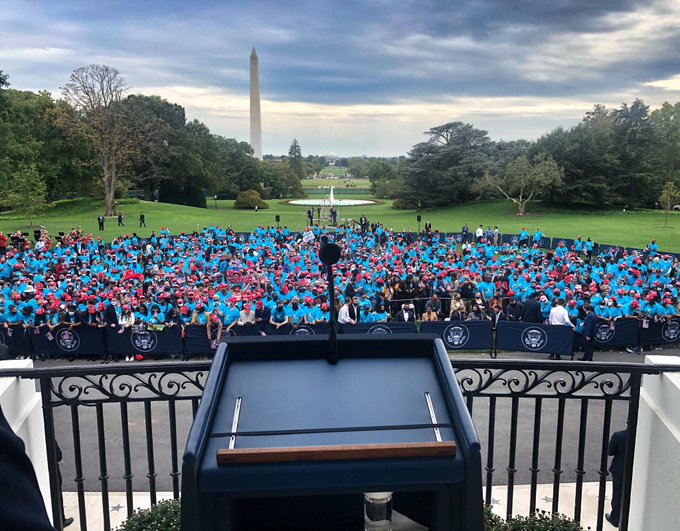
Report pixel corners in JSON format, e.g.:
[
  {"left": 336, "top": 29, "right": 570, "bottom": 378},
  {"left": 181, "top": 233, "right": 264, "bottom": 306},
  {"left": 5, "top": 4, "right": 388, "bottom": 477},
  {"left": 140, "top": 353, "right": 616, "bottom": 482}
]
[{"left": 319, "top": 237, "right": 341, "bottom": 365}]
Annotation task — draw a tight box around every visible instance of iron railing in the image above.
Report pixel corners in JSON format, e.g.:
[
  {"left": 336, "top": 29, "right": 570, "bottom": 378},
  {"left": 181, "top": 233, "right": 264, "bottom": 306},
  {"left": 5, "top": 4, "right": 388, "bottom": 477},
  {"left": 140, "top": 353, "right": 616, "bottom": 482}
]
[{"left": 1, "top": 359, "right": 678, "bottom": 531}]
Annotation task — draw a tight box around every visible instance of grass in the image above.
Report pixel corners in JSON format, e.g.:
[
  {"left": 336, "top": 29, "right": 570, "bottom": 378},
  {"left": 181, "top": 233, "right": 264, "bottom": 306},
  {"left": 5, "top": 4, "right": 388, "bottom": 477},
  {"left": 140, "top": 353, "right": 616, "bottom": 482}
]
[
  {"left": 302, "top": 178, "right": 370, "bottom": 188},
  {"left": 1, "top": 196, "right": 679, "bottom": 252},
  {"left": 317, "top": 167, "right": 350, "bottom": 178}
]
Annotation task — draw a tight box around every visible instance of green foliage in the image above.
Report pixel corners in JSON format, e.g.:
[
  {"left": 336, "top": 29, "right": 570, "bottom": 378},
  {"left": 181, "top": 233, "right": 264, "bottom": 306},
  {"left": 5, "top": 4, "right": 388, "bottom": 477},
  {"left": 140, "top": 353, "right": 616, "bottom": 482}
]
[
  {"left": 0, "top": 163, "right": 48, "bottom": 225},
  {"left": 659, "top": 180, "right": 680, "bottom": 227},
  {"left": 158, "top": 182, "right": 206, "bottom": 208},
  {"left": 400, "top": 122, "right": 494, "bottom": 207},
  {"left": 234, "top": 189, "right": 269, "bottom": 209},
  {"left": 484, "top": 506, "right": 586, "bottom": 531},
  {"left": 115, "top": 499, "right": 181, "bottom": 531},
  {"left": 479, "top": 155, "right": 564, "bottom": 215},
  {"left": 392, "top": 198, "right": 418, "bottom": 209}
]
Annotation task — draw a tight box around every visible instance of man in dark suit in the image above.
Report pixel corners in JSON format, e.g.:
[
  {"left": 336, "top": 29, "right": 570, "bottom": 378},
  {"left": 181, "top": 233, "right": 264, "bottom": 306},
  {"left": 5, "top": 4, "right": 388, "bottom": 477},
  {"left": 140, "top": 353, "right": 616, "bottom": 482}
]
[
  {"left": 396, "top": 303, "right": 415, "bottom": 322},
  {"left": 521, "top": 293, "right": 543, "bottom": 323},
  {"left": 606, "top": 428, "right": 628, "bottom": 527},
  {"left": 0, "top": 405, "right": 56, "bottom": 531},
  {"left": 580, "top": 303, "right": 597, "bottom": 361}
]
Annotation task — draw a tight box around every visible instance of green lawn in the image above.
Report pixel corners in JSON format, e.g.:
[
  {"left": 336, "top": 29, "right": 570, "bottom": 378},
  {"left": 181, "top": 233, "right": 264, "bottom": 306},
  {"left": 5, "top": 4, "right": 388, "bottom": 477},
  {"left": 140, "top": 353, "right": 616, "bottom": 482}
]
[
  {"left": 1, "top": 197, "right": 679, "bottom": 252},
  {"left": 317, "top": 167, "right": 350, "bottom": 178},
  {"left": 302, "top": 178, "right": 370, "bottom": 188}
]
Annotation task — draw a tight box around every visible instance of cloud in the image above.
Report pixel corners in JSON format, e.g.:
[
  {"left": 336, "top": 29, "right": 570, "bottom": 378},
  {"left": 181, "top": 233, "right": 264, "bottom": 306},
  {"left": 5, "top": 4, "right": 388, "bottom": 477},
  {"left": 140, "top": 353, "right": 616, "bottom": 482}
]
[{"left": 2, "top": 0, "right": 680, "bottom": 154}]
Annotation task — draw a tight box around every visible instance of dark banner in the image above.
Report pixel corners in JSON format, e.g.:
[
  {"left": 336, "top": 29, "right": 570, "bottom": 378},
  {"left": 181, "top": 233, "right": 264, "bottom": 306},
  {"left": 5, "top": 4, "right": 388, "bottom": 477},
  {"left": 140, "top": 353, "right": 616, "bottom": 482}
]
[
  {"left": 551, "top": 238, "right": 575, "bottom": 251},
  {"left": 106, "top": 325, "right": 183, "bottom": 356},
  {"left": 183, "top": 325, "right": 216, "bottom": 355},
  {"left": 638, "top": 318, "right": 680, "bottom": 345},
  {"left": 225, "top": 324, "right": 266, "bottom": 337},
  {"left": 342, "top": 322, "right": 417, "bottom": 335},
  {"left": 591, "top": 318, "right": 639, "bottom": 348},
  {"left": 501, "top": 234, "right": 521, "bottom": 246},
  {"left": 31, "top": 326, "right": 106, "bottom": 357},
  {"left": 420, "top": 320, "right": 493, "bottom": 351},
  {"left": 496, "top": 321, "right": 574, "bottom": 357},
  {"left": 262, "top": 323, "right": 331, "bottom": 336},
  {"left": 0, "top": 326, "right": 32, "bottom": 356}
]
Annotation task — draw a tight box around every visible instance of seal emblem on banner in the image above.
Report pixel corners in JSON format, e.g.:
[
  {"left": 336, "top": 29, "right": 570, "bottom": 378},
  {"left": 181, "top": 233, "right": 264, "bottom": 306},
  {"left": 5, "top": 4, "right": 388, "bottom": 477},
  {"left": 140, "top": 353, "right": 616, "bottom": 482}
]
[
  {"left": 662, "top": 320, "right": 680, "bottom": 342},
  {"left": 368, "top": 325, "right": 391, "bottom": 335},
  {"left": 56, "top": 329, "right": 80, "bottom": 352},
  {"left": 595, "top": 323, "right": 615, "bottom": 343},
  {"left": 511, "top": 236, "right": 519, "bottom": 245},
  {"left": 521, "top": 328, "right": 547, "bottom": 350},
  {"left": 291, "top": 325, "right": 315, "bottom": 335},
  {"left": 131, "top": 331, "right": 158, "bottom": 352},
  {"left": 443, "top": 324, "right": 469, "bottom": 348}
]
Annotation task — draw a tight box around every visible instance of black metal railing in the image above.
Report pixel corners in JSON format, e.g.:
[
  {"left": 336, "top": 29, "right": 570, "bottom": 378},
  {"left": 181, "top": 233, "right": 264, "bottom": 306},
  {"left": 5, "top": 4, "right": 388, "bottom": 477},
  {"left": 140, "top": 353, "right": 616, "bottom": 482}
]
[{"left": 1, "top": 359, "right": 678, "bottom": 531}]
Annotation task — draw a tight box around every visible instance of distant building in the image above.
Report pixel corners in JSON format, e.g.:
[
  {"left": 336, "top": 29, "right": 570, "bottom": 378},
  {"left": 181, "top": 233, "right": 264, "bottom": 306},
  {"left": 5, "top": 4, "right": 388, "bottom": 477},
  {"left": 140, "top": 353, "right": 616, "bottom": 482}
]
[{"left": 326, "top": 153, "right": 339, "bottom": 166}]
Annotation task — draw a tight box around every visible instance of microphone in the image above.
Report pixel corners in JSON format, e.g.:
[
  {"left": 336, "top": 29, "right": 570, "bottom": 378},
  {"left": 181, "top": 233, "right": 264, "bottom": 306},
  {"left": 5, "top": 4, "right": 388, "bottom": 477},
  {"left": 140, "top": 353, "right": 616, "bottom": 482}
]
[{"left": 319, "top": 236, "right": 342, "bottom": 364}]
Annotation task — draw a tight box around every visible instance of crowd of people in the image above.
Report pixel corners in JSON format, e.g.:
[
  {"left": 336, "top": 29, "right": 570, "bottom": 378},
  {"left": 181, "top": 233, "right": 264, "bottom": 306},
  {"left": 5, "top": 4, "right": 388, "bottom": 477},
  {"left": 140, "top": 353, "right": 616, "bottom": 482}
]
[{"left": 0, "top": 221, "right": 677, "bottom": 360}]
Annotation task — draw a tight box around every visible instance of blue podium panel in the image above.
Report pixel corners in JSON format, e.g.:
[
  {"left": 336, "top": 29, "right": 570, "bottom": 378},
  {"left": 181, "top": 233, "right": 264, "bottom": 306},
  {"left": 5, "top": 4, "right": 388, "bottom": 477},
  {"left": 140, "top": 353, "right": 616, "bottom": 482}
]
[{"left": 182, "top": 336, "right": 482, "bottom": 531}]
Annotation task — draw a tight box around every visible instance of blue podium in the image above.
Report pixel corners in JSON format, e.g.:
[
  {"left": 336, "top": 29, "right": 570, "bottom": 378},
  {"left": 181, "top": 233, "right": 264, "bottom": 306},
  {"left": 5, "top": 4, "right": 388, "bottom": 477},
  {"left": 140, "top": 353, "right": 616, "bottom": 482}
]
[{"left": 181, "top": 335, "right": 482, "bottom": 530}]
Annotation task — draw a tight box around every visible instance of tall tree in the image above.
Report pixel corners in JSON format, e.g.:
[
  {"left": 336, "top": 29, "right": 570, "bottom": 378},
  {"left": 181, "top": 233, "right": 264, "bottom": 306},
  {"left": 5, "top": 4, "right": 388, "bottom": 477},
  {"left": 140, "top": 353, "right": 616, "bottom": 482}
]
[
  {"left": 288, "top": 138, "right": 304, "bottom": 180},
  {"left": 401, "top": 122, "right": 493, "bottom": 207},
  {"left": 1, "top": 164, "right": 48, "bottom": 225},
  {"left": 659, "top": 181, "right": 680, "bottom": 228},
  {"left": 651, "top": 101, "right": 680, "bottom": 183},
  {"left": 367, "top": 159, "right": 395, "bottom": 193},
  {"left": 478, "top": 155, "right": 564, "bottom": 215},
  {"left": 61, "top": 64, "right": 131, "bottom": 215}
]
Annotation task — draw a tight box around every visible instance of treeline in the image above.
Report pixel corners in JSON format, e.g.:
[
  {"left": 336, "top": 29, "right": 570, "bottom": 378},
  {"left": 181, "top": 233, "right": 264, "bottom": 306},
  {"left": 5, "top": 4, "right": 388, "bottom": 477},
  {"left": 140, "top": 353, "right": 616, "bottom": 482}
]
[
  {"left": 384, "top": 99, "right": 680, "bottom": 211},
  {"left": 0, "top": 66, "right": 304, "bottom": 216}
]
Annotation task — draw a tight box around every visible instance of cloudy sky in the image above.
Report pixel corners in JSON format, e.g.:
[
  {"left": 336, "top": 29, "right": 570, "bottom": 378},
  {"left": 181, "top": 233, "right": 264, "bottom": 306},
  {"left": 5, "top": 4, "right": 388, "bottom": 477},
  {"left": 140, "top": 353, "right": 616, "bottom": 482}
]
[{"left": 2, "top": 0, "right": 680, "bottom": 156}]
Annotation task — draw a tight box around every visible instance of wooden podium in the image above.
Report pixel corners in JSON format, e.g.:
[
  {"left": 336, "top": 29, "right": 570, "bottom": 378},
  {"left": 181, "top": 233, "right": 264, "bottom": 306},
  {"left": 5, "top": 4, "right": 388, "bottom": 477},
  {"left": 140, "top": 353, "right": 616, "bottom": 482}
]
[{"left": 181, "top": 335, "right": 483, "bottom": 530}]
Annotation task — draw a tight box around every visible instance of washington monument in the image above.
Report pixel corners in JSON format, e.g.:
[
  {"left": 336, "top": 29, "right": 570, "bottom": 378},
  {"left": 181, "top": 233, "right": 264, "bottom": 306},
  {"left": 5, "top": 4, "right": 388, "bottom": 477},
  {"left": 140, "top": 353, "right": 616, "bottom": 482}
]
[{"left": 250, "top": 47, "right": 262, "bottom": 160}]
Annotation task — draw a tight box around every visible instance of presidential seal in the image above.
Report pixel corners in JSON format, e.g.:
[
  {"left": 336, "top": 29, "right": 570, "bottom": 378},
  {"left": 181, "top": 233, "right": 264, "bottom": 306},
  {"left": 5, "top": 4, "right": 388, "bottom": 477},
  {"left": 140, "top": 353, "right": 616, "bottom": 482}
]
[
  {"left": 291, "top": 325, "right": 316, "bottom": 335},
  {"left": 131, "top": 330, "right": 159, "bottom": 352},
  {"left": 368, "top": 325, "right": 391, "bottom": 335},
  {"left": 662, "top": 320, "right": 680, "bottom": 342},
  {"left": 56, "top": 328, "right": 81, "bottom": 352},
  {"left": 443, "top": 324, "right": 469, "bottom": 349},
  {"left": 594, "top": 323, "right": 615, "bottom": 343},
  {"left": 521, "top": 328, "right": 548, "bottom": 351}
]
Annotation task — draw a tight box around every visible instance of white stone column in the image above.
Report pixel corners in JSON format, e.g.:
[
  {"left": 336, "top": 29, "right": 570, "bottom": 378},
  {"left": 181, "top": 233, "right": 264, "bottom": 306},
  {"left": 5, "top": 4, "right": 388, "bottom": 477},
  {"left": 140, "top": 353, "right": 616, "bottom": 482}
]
[
  {"left": 250, "top": 47, "right": 263, "bottom": 160},
  {"left": 629, "top": 355, "right": 680, "bottom": 530},
  {"left": 0, "top": 359, "right": 53, "bottom": 525}
]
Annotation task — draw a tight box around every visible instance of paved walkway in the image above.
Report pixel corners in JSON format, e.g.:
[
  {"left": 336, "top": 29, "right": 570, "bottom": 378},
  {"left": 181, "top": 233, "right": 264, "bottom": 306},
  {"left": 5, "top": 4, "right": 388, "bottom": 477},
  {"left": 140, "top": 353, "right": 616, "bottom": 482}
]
[{"left": 64, "top": 482, "right": 617, "bottom": 530}]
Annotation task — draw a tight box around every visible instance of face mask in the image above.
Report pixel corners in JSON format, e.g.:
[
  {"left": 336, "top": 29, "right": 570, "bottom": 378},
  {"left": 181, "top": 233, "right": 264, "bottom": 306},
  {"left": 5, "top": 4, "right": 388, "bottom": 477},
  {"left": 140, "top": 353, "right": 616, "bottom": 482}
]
[
  {"left": 292, "top": 303, "right": 299, "bottom": 310},
  {"left": 69, "top": 312, "right": 75, "bottom": 316}
]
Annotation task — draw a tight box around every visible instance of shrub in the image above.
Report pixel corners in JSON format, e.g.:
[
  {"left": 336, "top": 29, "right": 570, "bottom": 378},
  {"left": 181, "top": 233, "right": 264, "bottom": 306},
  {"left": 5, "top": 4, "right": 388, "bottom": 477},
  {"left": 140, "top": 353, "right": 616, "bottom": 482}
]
[
  {"left": 158, "top": 183, "right": 207, "bottom": 208},
  {"left": 392, "top": 198, "right": 418, "bottom": 210},
  {"left": 484, "top": 506, "right": 587, "bottom": 531},
  {"left": 115, "top": 499, "right": 181, "bottom": 531},
  {"left": 234, "top": 189, "right": 269, "bottom": 209},
  {"left": 183, "top": 185, "right": 207, "bottom": 209}
]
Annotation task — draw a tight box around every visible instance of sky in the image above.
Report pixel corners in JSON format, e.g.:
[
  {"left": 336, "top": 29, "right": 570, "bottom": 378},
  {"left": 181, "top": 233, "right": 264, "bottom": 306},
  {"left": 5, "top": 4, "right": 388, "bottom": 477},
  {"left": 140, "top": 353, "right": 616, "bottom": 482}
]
[{"left": 2, "top": 0, "right": 680, "bottom": 156}]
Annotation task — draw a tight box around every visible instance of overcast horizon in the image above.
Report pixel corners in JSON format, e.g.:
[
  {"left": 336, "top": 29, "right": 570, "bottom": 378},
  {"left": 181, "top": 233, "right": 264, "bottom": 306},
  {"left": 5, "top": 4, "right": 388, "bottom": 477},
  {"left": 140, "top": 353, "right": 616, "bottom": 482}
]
[{"left": 2, "top": 0, "right": 680, "bottom": 157}]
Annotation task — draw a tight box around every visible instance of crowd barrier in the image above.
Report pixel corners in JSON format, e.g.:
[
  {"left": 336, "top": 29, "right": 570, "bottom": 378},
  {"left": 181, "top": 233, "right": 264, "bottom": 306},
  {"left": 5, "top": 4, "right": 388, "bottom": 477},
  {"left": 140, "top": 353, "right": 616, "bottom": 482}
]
[{"left": 1, "top": 318, "right": 677, "bottom": 359}]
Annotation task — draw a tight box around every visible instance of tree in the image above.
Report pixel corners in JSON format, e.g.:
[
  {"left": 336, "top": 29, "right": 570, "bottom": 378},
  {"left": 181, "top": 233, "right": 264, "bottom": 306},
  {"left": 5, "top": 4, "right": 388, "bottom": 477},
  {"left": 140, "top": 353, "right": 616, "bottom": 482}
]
[
  {"left": 659, "top": 180, "right": 680, "bottom": 228},
  {"left": 1, "top": 164, "right": 48, "bottom": 225},
  {"left": 61, "top": 64, "right": 131, "bottom": 215},
  {"left": 288, "top": 138, "right": 304, "bottom": 180},
  {"left": 479, "top": 155, "right": 564, "bottom": 215},
  {"left": 367, "top": 160, "right": 395, "bottom": 193},
  {"left": 651, "top": 101, "right": 680, "bottom": 183},
  {"left": 400, "top": 122, "right": 494, "bottom": 207}
]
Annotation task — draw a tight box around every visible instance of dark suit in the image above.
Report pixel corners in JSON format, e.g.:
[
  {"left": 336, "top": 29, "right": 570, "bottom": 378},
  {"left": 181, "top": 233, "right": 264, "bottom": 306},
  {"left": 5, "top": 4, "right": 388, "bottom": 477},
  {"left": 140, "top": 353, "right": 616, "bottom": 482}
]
[
  {"left": 0, "top": 406, "right": 55, "bottom": 531},
  {"left": 583, "top": 310, "right": 597, "bottom": 361},
  {"left": 396, "top": 309, "right": 414, "bottom": 322},
  {"left": 348, "top": 304, "right": 360, "bottom": 323},
  {"left": 608, "top": 429, "right": 628, "bottom": 526},
  {"left": 521, "top": 298, "right": 543, "bottom": 323}
]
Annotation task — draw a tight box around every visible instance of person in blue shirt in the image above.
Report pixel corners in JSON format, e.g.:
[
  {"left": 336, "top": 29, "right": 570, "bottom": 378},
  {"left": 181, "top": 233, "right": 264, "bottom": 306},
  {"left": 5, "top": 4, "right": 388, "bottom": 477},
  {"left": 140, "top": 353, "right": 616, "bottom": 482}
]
[
  {"left": 533, "top": 228, "right": 543, "bottom": 246},
  {"left": 269, "top": 301, "right": 289, "bottom": 330},
  {"left": 518, "top": 228, "right": 529, "bottom": 245},
  {"left": 288, "top": 298, "right": 306, "bottom": 327}
]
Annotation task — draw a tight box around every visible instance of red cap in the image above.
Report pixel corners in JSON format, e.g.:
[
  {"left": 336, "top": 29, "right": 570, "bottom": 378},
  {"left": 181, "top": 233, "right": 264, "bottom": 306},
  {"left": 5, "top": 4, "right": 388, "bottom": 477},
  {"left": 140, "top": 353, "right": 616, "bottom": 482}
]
[
  {"left": 87, "top": 305, "right": 95, "bottom": 314},
  {"left": 210, "top": 314, "right": 218, "bottom": 322}
]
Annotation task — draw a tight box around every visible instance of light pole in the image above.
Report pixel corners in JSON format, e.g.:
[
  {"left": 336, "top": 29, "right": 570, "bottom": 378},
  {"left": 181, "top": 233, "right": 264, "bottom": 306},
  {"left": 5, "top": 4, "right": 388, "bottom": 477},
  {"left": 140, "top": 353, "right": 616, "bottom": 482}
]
[
  {"left": 214, "top": 195, "right": 218, "bottom": 210},
  {"left": 417, "top": 214, "right": 421, "bottom": 234}
]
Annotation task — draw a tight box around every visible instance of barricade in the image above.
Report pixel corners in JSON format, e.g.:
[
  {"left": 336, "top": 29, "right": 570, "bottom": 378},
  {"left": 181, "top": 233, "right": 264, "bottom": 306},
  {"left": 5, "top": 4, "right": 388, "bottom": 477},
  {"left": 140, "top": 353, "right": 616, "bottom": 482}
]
[
  {"left": 420, "top": 321, "right": 493, "bottom": 352},
  {"left": 2, "top": 318, "right": 677, "bottom": 358},
  {"left": 496, "top": 321, "right": 574, "bottom": 358}
]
